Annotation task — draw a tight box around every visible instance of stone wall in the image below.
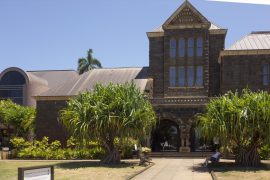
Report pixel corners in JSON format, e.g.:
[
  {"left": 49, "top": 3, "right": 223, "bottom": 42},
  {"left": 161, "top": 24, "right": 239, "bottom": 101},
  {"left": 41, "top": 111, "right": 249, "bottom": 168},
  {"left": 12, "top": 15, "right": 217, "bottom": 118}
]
[
  {"left": 36, "top": 100, "right": 68, "bottom": 145},
  {"left": 149, "top": 36, "right": 164, "bottom": 98},
  {"left": 208, "top": 33, "right": 226, "bottom": 96},
  {"left": 220, "top": 54, "right": 270, "bottom": 94}
]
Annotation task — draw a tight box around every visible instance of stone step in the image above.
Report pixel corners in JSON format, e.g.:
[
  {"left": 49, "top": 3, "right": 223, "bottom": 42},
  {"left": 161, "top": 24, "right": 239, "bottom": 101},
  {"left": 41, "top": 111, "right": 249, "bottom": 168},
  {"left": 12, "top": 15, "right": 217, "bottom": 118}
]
[{"left": 148, "top": 152, "right": 213, "bottom": 158}]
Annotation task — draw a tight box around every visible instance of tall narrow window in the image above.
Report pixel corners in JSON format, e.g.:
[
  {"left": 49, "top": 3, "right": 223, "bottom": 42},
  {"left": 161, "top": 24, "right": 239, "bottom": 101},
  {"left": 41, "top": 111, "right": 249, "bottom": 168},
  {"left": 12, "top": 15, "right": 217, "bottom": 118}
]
[
  {"left": 188, "top": 38, "right": 194, "bottom": 57},
  {"left": 195, "top": 66, "right": 203, "bottom": 86},
  {"left": 187, "top": 66, "right": 194, "bottom": 87},
  {"left": 178, "top": 38, "right": 185, "bottom": 57},
  {"left": 178, "top": 66, "right": 185, "bottom": 87},
  {"left": 169, "top": 67, "right": 176, "bottom": 87},
  {"left": 170, "top": 39, "right": 176, "bottom": 58},
  {"left": 263, "top": 64, "right": 269, "bottom": 85},
  {"left": 196, "top": 37, "right": 203, "bottom": 57}
]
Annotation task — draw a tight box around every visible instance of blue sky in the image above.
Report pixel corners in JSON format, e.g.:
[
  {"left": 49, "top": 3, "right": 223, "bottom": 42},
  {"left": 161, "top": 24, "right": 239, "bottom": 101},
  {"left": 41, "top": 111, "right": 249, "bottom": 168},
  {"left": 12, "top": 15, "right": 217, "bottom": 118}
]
[{"left": 0, "top": 0, "right": 269, "bottom": 72}]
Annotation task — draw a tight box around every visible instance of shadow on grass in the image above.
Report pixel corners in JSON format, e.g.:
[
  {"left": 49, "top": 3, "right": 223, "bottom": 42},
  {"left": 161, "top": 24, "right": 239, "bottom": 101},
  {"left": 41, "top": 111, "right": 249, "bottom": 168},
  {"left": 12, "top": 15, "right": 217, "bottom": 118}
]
[
  {"left": 55, "top": 161, "right": 140, "bottom": 170},
  {"left": 190, "top": 164, "right": 210, "bottom": 173},
  {"left": 208, "top": 161, "right": 270, "bottom": 173}
]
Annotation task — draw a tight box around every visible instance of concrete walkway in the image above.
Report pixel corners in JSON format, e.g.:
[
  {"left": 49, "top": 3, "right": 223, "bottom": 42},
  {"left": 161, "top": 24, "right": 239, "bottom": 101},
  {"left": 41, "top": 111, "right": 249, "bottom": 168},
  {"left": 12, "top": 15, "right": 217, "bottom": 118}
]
[{"left": 132, "top": 158, "right": 212, "bottom": 180}]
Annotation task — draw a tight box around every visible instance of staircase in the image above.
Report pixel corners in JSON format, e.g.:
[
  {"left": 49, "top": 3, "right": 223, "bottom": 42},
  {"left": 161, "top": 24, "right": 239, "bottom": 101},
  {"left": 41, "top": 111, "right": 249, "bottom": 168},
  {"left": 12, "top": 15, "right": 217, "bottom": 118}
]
[{"left": 148, "top": 151, "right": 213, "bottom": 158}]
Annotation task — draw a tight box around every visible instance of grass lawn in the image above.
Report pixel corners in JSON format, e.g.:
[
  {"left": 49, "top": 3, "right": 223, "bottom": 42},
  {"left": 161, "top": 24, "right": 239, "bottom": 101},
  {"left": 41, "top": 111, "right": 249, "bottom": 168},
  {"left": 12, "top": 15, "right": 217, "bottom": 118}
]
[
  {"left": 0, "top": 160, "right": 146, "bottom": 180},
  {"left": 209, "top": 159, "right": 270, "bottom": 180}
]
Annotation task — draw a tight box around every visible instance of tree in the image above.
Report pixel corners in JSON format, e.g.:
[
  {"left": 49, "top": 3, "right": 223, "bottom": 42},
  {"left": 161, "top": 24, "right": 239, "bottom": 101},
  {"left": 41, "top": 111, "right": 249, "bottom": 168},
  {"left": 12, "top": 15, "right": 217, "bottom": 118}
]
[
  {"left": 0, "top": 100, "right": 36, "bottom": 139},
  {"left": 196, "top": 89, "right": 270, "bottom": 166},
  {"left": 59, "top": 83, "right": 156, "bottom": 164},
  {"left": 77, "top": 49, "right": 102, "bottom": 75}
]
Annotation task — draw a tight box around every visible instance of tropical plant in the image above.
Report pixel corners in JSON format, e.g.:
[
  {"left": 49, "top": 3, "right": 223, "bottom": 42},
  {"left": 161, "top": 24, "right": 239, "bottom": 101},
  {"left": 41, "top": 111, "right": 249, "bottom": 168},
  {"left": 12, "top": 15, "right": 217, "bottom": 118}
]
[
  {"left": 59, "top": 83, "right": 156, "bottom": 164},
  {"left": 10, "top": 137, "right": 105, "bottom": 160},
  {"left": 0, "top": 100, "right": 36, "bottom": 139},
  {"left": 196, "top": 89, "right": 270, "bottom": 166},
  {"left": 77, "top": 49, "right": 102, "bottom": 75}
]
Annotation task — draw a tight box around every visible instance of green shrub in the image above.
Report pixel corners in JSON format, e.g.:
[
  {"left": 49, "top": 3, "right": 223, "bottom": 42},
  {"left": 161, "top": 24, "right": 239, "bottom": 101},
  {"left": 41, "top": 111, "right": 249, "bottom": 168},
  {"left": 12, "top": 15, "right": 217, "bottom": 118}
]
[
  {"left": 259, "top": 145, "right": 270, "bottom": 160},
  {"left": 10, "top": 136, "right": 105, "bottom": 160},
  {"left": 120, "top": 138, "right": 138, "bottom": 159}
]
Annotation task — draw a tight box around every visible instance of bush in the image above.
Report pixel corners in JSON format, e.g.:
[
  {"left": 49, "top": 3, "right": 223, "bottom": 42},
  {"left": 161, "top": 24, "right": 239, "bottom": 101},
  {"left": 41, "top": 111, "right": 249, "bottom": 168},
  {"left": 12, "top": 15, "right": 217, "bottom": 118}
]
[
  {"left": 10, "top": 137, "right": 105, "bottom": 160},
  {"left": 120, "top": 138, "right": 138, "bottom": 159},
  {"left": 259, "top": 145, "right": 270, "bottom": 160}
]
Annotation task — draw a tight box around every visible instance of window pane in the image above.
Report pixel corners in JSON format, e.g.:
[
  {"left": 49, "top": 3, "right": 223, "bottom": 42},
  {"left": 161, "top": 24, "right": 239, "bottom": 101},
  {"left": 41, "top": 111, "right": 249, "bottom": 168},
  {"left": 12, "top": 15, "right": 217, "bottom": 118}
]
[
  {"left": 196, "top": 37, "right": 203, "bottom": 57},
  {"left": 170, "top": 39, "right": 176, "bottom": 58},
  {"left": 187, "top": 66, "right": 194, "bottom": 86},
  {"left": 196, "top": 66, "right": 203, "bottom": 86},
  {"left": 178, "top": 67, "right": 185, "bottom": 87},
  {"left": 178, "top": 38, "right": 185, "bottom": 57},
  {"left": 188, "top": 38, "right": 194, "bottom": 57},
  {"left": 169, "top": 67, "right": 176, "bottom": 87},
  {"left": 263, "top": 64, "right": 269, "bottom": 85}
]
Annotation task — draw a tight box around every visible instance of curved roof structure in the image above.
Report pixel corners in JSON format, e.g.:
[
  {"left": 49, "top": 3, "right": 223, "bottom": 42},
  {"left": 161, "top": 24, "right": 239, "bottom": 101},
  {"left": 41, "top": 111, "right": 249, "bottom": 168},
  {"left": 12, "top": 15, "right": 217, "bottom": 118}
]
[
  {"left": 39, "top": 67, "right": 151, "bottom": 97},
  {"left": 226, "top": 31, "right": 270, "bottom": 50},
  {"left": 0, "top": 67, "right": 78, "bottom": 106}
]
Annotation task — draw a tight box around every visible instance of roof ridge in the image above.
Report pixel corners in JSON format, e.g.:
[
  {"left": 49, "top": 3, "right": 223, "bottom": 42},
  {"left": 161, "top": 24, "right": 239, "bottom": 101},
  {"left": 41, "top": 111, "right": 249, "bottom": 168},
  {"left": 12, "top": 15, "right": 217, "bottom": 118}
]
[
  {"left": 227, "top": 33, "right": 249, "bottom": 50},
  {"left": 92, "top": 67, "right": 145, "bottom": 69},
  {"left": 27, "top": 69, "right": 76, "bottom": 72},
  {"left": 251, "top": 31, "right": 270, "bottom": 34}
]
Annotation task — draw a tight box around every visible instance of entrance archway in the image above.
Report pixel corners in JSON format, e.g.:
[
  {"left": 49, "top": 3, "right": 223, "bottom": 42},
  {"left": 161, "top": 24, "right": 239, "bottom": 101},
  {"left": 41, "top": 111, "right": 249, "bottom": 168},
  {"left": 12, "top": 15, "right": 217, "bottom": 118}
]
[{"left": 152, "top": 120, "right": 180, "bottom": 152}]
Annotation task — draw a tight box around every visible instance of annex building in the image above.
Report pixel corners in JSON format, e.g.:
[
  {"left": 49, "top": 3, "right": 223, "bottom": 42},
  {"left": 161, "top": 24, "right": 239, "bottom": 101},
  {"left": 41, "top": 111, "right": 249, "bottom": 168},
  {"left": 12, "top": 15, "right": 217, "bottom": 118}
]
[{"left": 1, "top": 1, "right": 270, "bottom": 152}]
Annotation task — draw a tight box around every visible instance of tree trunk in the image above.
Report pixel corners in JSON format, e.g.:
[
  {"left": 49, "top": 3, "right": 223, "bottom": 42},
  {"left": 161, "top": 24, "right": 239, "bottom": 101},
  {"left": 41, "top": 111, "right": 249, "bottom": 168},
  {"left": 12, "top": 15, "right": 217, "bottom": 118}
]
[
  {"left": 236, "top": 145, "right": 261, "bottom": 166},
  {"left": 101, "top": 148, "right": 121, "bottom": 164}
]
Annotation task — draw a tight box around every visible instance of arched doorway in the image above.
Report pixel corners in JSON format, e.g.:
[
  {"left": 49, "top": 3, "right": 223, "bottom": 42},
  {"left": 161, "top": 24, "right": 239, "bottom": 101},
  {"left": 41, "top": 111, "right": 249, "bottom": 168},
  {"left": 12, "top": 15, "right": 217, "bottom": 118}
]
[{"left": 152, "top": 120, "right": 180, "bottom": 152}]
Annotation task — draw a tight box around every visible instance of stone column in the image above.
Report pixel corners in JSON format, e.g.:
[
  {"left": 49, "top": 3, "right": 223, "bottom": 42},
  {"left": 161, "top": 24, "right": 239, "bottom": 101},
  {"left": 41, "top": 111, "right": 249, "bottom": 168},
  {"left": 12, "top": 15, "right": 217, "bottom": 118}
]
[{"left": 179, "top": 124, "right": 191, "bottom": 152}]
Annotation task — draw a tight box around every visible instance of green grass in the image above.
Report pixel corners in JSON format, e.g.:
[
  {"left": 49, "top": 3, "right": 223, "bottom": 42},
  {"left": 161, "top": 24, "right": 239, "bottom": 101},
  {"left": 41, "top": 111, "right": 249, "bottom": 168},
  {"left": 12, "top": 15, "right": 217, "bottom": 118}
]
[
  {"left": 210, "top": 160, "right": 270, "bottom": 180},
  {"left": 0, "top": 160, "right": 145, "bottom": 180}
]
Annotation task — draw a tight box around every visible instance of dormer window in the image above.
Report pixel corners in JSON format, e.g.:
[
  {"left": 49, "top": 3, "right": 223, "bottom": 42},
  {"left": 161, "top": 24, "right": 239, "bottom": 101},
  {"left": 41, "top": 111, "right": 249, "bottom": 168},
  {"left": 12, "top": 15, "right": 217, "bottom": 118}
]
[
  {"left": 188, "top": 38, "right": 194, "bottom": 57},
  {"left": 178, "top": 38, "right": 185, "bottom": 57},
  {"left": 170, "top": 39, "right": 176, "bottom": 58},
  {"left": 196, "top": 37, "right": 203, "bottom": 57}
]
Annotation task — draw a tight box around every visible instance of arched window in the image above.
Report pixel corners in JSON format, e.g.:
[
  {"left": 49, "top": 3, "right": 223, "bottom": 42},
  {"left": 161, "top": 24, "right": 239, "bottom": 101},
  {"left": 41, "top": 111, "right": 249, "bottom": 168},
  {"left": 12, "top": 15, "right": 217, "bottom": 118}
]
[
  {"left": 170, "top": 39, "right": 176, "bottom": 58},
  {"left": 178, "top": 38, "right": 185, "bottom": 57},
  {"left": 187, "top": 66, "right": 194, "bottom": 86},
  {"left": 263, "top": 64, "right": 269, "bottom": 85},
  {"left": 196, "top": 37, "right": 203, "bottom": 57},
  {"left": 169, "top": 66, "right": 176, "bottom": 87},
  {"left": 188, "top": 38, "right": 194, "bottom": 57},
  {"left": 195, "top": 66, "right": 203, "bottom": 86},
  {"left": 0, "top": 71, "right": 26, "bottom": 105},
  {"left": 178, "top": 66, "right": 185, "bottom": 87}
]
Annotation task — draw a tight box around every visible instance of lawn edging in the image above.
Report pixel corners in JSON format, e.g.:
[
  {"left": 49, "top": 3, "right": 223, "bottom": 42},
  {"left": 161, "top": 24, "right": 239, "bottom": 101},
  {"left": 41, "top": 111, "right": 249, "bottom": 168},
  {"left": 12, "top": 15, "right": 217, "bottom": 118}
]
[
  {"left": 208, "top": 167, "right": 218, "bottom": 180},
  {"left": 210, "top": 170, "right": 218, "bottom": 180},
  {"left": 126, "top": 162, "right": 155, "bottom": 180}
]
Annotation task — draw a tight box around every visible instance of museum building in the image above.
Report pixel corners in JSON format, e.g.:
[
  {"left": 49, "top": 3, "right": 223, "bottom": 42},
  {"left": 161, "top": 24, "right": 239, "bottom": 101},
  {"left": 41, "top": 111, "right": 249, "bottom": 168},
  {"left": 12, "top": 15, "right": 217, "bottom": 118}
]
[{"left": 1, "top": 1, "right": 270, "bottom": 152}]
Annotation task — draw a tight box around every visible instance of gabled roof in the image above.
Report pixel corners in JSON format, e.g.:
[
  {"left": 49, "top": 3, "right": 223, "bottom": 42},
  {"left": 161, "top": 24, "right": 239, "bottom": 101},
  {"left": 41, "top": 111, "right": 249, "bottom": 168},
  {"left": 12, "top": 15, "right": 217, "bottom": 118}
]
[
  {"left": 163, "top": 0, "right": 210, "bottom": 29},
  {"left": 226, "top": 31, "right": 270, "bottom": 50},
  {"left": 38, "top": 67, "right": 151, "bottom": 97},
  {"left": 150, "top": 21, "right": 224, "bottom": 33},
  {"left": 147, "top": 1, "right": 227, "bottom": 37}
]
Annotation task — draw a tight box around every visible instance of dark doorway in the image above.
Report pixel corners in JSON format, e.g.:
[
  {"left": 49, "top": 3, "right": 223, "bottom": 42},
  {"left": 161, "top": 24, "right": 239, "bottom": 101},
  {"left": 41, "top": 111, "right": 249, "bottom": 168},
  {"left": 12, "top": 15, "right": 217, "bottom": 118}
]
[
  {"left": 190, "top": 124, "right": 214, "bottom": 152},
  {"left": 152, "top": 120, "right": 180, "bottom": 152}
]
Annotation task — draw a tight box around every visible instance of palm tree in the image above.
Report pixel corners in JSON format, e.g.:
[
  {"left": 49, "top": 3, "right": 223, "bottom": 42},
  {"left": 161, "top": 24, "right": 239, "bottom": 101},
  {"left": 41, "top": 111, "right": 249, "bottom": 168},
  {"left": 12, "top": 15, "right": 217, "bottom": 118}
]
[
  {"left": 59, "top": 83, "right": 156, "bottom": 164},
  {"left": 77, "top": 49, "right": 102, "bottom": 75},
  {"left": 196, "top": 89, "right": 270, "bottom": 166}
]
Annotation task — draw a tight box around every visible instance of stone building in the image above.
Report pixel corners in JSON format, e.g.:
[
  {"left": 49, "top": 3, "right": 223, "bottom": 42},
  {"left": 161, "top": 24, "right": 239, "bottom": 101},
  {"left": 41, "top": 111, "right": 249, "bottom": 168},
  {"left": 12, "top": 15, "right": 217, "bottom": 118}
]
[{"left": 1, "top": 1, "right": 270, "bottom": 152}]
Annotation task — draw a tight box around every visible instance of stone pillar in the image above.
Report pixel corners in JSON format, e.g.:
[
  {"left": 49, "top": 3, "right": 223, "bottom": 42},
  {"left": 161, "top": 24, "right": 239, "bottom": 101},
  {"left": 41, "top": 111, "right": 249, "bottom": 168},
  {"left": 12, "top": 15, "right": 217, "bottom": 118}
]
[{"left": 179, "top": 124, "right": 191, "bottom": 152}]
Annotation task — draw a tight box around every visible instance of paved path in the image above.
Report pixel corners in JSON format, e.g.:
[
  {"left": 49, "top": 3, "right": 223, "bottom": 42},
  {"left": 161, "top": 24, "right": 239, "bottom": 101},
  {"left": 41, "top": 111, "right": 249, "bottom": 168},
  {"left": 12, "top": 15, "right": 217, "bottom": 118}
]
[{"left": 132, "top": 158, "right": 211, "bottom": 180}]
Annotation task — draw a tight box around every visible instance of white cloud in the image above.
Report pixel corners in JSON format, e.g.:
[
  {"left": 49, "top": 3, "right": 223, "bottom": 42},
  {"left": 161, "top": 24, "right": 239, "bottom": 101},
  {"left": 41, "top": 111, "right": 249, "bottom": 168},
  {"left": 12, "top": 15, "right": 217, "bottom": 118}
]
[{"left": 207, "top": 0, "right": 270, "bottom": 5}]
